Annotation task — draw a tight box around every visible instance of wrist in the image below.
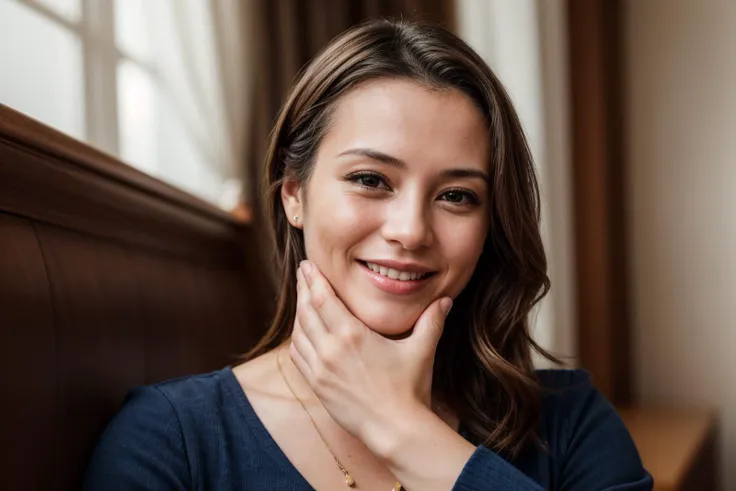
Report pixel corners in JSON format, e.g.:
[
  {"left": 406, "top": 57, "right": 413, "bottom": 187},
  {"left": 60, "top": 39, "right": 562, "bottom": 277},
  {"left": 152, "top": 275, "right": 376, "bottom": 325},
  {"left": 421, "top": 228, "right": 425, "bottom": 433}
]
[{"left": 361, "top": 400, "right": 435, "bottom": 462}]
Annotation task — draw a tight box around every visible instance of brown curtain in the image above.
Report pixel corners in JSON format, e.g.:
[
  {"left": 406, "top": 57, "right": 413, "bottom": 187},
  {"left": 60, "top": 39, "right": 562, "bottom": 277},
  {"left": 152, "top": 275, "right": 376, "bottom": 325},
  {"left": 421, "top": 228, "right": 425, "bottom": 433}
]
[{"left": 242, "top": 0, "right": 455, "bottom": 214}]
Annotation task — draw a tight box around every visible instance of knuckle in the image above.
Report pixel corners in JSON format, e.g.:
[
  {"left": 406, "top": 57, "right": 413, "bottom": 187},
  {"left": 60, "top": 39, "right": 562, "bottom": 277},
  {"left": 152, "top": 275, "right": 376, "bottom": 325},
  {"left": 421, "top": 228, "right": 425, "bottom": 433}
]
[
  {"left": 298, "top": 291, "right": 311, "bottom": 310},
  {"left": 291, "top": 327, "right": 303, "bottom": 344},
  {"left": 312, "top": 366, "right": 330, "bottom": 387},
  {"left": 321, "top": 344, "right": 340, "bottom": 370},
  {"left": 289, "top": 342, "right": 300, "bottom": 361},
  {"left": 310, "top": 290, "right": 326, "bottom": 310},
  {"left": 340, "top": 329, "right": 361, "bottom": 348}
]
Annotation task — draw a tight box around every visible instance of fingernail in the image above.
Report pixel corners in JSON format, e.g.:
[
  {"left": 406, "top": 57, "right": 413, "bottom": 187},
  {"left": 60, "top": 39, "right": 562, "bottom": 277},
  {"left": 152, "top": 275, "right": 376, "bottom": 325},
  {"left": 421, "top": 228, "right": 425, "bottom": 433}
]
[
  {"left": 440, "top": 297, "right": 453, "bottom": 317},
  {"left": 300, "top": 260, "right": 313, "bottom": 283}
]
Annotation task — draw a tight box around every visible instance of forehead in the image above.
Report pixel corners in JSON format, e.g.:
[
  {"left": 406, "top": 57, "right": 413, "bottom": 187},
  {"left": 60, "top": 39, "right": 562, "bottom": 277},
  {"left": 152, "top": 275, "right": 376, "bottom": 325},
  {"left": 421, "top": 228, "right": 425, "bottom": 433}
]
[{"left": 319, "top": 78, "right": 490, "bottom": 170}]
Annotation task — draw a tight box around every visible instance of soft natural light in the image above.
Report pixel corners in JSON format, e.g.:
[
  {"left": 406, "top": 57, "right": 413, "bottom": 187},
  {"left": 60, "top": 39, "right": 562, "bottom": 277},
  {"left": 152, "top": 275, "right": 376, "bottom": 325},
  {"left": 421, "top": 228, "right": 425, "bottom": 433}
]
[
  {"left": 1, "top": 0, "right": 240, "bottom": 208},
  {"left": 0, "top": 0, "right": 85, "bottom": 141},
  {"left": 117, "top": 60, "right": 158, "bottom": 176},
  {"left": 114, "top": 0, "right": 152, "bottom": 62},
  {"left": 156, "top": 83, "right": 224, "bottom": 204},
  {"left": 113, "top": 0, "right": 231, "bottom": 204},
  {"left": 35, "top": 0, "right": 81, "bottom": 22}
]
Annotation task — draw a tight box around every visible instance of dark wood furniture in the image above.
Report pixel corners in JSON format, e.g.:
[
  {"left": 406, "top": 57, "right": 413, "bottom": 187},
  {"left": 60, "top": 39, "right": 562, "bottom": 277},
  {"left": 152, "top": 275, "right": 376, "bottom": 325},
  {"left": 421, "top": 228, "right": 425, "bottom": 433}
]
[
  {"left": 621, "top": 407, "right": 719, "bottom": 491},
  {"left": 0, "top": 105, "right": 273, "bottom": 490}
]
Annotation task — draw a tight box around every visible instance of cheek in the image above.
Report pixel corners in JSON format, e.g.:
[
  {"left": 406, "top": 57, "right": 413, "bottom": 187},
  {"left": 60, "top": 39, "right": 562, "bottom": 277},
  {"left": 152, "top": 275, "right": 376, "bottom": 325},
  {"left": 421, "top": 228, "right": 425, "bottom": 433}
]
[
  {"left": 308, "top": 193, "right": 375, "bottom": 248},
  {"left": 302, "top": 188, "right": 379, "bottom": 284},
  {"left": 443, "top": 222, "right": 488, "bottom": 293}
]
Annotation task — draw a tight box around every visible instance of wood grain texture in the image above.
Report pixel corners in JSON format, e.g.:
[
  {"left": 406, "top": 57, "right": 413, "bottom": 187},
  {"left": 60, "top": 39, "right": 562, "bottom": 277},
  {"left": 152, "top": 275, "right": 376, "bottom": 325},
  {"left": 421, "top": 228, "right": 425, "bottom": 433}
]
[
  {"left": 0, "top": 104, "right": 232, "bottom": 224},
  {"left": 0, "top": 108, "right": 274, "bottom": 489},
  {"left": 0, "top": 104, "right": 243, "bottom": 264},
  {"left": 0, "top": 213, "right": 56, "bottom": 490},
  {"left": 34, "top": 224, "right": 147, "bottom": 488}
]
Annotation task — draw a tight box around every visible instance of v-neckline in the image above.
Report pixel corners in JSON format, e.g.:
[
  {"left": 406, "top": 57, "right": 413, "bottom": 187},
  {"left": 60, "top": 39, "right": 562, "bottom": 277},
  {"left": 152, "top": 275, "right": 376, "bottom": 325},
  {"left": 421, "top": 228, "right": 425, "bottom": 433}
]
[
  {"left": 224, "top": 367, "right": 315, "bottom": 489},
  {"left": 223, "top": 366, "right": 471, "bottom": 489}
]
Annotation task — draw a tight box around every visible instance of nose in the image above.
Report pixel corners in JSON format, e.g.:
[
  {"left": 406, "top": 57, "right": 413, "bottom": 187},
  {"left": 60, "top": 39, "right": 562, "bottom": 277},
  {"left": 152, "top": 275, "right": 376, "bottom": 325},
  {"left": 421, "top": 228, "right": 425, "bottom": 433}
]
[{"left": 381, "top": 191, "right": 434, "bottom": 251}]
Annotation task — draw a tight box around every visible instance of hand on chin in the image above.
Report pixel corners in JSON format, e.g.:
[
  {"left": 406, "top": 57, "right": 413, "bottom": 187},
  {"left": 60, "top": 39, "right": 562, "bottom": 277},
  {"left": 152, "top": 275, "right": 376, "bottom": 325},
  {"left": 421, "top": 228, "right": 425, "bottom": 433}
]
[
  {"left": 289, "top": 259, "right": 452, "bottom": 445},
  {"left": 357, "top": 307, "right": 425, "bottom": 340}
]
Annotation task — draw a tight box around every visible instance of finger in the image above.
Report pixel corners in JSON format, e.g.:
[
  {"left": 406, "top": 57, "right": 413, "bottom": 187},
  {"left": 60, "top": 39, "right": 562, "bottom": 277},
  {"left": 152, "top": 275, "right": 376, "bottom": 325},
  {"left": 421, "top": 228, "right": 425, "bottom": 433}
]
[
  {"left": 410, "top": 297, "right": 452, "bottom": 354},
  {"left": 289, "top": 338, "right": 312, "bottom": 381},
  {"left": 300, "top": 260, "right": 360, "bottom": 336},
  {"left": 296, "top": 268, "right": 329, "bottom": 346},
  {"left": 291, "top": 316, "right": 320, "bottom": 369}
]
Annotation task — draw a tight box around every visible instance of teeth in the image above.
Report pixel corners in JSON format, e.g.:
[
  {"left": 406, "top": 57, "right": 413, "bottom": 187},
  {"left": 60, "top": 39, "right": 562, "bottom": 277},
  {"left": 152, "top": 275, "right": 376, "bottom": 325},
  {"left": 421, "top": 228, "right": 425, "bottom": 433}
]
[{"left": 365, "top": 262, "right": 429, "bottom": 281}]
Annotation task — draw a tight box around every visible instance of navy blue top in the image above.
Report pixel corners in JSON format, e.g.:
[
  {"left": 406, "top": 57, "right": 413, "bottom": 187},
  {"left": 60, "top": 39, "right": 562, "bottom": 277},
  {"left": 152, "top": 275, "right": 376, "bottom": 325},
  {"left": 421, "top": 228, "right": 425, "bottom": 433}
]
[{"left": 82, "top": 367, "right": 652, "bottom": 490}]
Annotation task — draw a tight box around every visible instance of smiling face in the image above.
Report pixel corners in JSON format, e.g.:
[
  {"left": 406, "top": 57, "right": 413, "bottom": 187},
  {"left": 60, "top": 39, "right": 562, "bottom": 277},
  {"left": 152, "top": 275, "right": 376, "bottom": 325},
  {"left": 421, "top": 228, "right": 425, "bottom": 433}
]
[{"left": 282, "top": 78, "right": 491, "bottom": 336}]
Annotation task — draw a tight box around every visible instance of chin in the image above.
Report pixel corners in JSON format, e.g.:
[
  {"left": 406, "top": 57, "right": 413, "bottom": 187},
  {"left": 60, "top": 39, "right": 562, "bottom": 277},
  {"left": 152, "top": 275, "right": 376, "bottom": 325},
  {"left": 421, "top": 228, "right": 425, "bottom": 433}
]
[{"left": 354, "top": 306, "right": 420, "bottom": 337}]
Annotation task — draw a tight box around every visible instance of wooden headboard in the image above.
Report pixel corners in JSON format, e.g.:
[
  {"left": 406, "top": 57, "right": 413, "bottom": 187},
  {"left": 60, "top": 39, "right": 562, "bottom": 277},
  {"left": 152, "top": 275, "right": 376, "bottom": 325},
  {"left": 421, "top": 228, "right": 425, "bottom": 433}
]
[{"left": 0, "top": 105, "right": 274, "bottom": 490}]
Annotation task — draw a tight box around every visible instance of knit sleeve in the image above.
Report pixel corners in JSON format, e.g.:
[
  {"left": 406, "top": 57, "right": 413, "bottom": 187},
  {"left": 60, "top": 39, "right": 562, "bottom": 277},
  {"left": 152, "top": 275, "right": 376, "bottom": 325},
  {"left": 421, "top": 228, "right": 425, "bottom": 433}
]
[
  {"left": 451, "top": 371, "right": 653, "bottom": 491},
  {"left": 81, "top": 386, "right": 192, "bottom": 491},
  {"left": 555, "top": 371, "right": 652, "bottom": 491},
  {"left": 451, "top": 445, "right": 546, "bottom": 490}
]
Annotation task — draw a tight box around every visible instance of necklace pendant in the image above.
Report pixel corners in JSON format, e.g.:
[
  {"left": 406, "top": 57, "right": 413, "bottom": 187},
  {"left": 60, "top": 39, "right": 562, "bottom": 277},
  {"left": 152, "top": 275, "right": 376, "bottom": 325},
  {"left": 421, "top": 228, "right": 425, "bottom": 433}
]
[{"left": 344, "top": 472, "right": 355, "bottom": 487}]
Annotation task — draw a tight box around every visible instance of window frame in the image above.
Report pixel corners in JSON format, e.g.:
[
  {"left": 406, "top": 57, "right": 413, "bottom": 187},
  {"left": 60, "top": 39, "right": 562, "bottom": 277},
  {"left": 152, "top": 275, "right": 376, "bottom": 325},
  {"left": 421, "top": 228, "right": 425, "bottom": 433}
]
[{"left": 16, "top": 0, "right": 158, "bottom": 158}]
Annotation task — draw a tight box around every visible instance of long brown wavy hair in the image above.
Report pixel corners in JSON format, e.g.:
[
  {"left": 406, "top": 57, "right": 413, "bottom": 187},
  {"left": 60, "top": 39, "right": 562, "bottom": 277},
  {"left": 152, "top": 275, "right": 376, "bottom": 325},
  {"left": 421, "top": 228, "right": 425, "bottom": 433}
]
[{"left": 244, "top": 19, "right": 559, "bottom": 457}]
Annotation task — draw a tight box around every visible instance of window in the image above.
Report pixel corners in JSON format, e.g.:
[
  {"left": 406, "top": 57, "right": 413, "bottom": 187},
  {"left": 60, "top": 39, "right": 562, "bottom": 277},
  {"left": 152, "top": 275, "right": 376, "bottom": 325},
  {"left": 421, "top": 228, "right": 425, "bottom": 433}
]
[{"left": 0, "top": 0, "right": 242, "bottom": 207}]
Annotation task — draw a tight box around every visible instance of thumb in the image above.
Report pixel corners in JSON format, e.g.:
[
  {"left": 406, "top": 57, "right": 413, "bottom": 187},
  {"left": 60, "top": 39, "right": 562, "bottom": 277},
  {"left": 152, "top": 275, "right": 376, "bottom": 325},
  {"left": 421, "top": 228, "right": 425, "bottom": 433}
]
[{"left": 411, "top": 296, "right": 453, "bottom": 350}]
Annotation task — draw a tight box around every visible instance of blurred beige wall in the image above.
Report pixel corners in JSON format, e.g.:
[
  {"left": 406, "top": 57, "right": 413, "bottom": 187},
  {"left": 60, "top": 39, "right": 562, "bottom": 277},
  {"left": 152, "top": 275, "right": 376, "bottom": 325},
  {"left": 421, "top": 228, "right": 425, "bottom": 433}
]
[{"left": 625, "top": 1, "right": 736, "bottom": 488}]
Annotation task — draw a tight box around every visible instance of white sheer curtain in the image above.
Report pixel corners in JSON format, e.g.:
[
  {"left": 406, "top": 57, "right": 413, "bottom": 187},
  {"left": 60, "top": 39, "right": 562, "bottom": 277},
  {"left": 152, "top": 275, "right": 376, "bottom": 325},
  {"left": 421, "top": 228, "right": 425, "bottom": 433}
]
[
  {"left": 456, "top": 0, "right": 577, "bottom": 366},
  {"left": 1, "top": 0, "right": 253, "bottom": 209},
  {"left": 116, "top": 0, "right": 252, "bottom": 208}
]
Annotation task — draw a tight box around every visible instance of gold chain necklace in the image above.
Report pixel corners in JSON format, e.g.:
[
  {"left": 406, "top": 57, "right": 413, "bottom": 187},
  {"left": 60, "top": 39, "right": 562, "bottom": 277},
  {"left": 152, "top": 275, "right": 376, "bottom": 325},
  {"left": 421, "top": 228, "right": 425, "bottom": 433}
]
[{"left": 276, "top": 349, "right": 404, "bottom": 491}]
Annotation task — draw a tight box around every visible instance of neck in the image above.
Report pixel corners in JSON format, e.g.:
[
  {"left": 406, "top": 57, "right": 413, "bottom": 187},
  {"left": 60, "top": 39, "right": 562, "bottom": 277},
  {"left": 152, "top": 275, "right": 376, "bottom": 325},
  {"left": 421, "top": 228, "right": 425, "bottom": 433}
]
[
  {"left": 275, "top": 341, "right": 458, "bottom": 429},
  {"left": 276, "top": 342, "right": 321, "bottom": 405}
]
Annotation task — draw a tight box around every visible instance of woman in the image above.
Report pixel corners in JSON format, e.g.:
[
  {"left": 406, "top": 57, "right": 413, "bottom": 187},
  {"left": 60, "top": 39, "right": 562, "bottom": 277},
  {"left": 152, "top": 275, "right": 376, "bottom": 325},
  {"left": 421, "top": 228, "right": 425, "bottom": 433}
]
[{"left": 83, "top": 20, "right": 652, "bottom": 490}]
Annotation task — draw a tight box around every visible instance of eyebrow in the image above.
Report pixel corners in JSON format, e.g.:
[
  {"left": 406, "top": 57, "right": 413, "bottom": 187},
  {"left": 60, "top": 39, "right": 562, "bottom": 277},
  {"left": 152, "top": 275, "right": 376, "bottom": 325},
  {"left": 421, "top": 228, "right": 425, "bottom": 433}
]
[{"left": 337, "top": 148, "right": 490, "bottom": 184}]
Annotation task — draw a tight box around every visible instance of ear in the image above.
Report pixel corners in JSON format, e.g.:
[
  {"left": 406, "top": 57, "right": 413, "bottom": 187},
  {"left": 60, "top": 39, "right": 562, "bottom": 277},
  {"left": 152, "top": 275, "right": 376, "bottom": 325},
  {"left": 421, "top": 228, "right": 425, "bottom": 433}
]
[{"left": 281, "top": 178, "right": 304, "bottom": 229}]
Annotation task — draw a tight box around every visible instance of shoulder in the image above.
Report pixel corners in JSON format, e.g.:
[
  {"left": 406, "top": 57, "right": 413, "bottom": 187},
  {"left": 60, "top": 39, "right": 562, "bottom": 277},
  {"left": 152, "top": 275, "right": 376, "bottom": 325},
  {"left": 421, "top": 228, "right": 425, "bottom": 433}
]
[
  {"left": 140, "top": 367, "right": 244, "bottom": 453},
  {"left": 106, "top": 367, "right": 235, "bottom": 426},
  {"left": 533, "top": 368, "right": 615, "bottom": 443},
  {"left": 82, "top": 368, "right": 237, "bottom": 490},
  {"left": 535, "top": 368, "right": 602, "bottom": 417},
  {"left": 112, "top": 367, "right": 237, "bottom": 433},
  {"left": 533, "top": 369, "right": 597, "bottom": 441},
  {"left": 535, "top": 368, "right": 598, "bottom": 426},
  {"left": 531, "top": 369, "right": 652, "bottom": 489},
  {"left": 149, "top": 367, "right": 235, "bottom": 413},
  {"left": 535, "top": 367, "right": 591, "bottom": 391}
]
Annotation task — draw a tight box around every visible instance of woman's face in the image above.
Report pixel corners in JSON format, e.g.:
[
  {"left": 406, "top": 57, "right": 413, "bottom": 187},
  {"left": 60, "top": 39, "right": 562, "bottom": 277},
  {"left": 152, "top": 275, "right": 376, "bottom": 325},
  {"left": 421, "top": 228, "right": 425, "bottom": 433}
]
[{"left": 284, "top": 78, "right": 491, "bottom": 336}]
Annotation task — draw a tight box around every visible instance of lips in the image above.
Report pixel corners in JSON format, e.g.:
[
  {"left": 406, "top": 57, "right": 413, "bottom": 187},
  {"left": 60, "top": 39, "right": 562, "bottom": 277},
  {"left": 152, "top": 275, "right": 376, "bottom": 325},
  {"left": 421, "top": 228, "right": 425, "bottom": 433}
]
[
  {"left": 363, "top": 261, "right": 431, "bottom": 281},
  {"left": 357, "top": 260, "right": 436, "bottom": 295}
]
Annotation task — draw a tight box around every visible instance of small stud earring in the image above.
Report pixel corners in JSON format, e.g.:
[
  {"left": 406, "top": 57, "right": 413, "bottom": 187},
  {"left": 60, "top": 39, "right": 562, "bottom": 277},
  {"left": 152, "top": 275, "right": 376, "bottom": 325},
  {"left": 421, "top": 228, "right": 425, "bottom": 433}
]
[{"left": 293, "top": 215, "right": 299, "bottom": 223}]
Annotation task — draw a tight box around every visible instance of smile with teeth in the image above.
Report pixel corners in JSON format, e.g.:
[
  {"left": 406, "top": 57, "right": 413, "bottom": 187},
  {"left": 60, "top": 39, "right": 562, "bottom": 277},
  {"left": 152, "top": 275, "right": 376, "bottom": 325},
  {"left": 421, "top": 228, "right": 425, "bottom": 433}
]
[{"left": 363, "top": 261, "right": 432, "bottom": 281}]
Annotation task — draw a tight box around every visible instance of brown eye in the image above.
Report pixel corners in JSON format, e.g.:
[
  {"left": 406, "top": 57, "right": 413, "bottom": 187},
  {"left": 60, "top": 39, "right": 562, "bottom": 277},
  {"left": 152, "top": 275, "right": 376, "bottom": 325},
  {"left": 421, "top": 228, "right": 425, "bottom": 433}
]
[
  {"left": 444, "top": 191, "right": 464, "bottom": 203},
  {"left": 357, "top": 175, "right": 382, "bottom": 188},
  {"left": 439, "top": 188, "right": 480, "bottom": 207},
  {"left": 345, "top": 171, "right": 390, "bottom": 190}
]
